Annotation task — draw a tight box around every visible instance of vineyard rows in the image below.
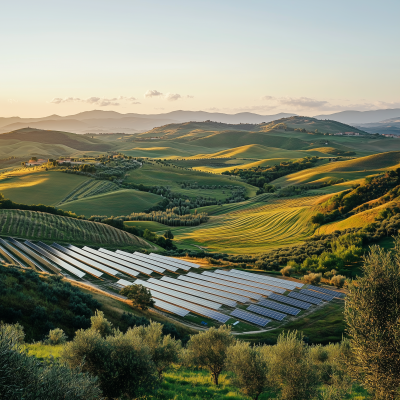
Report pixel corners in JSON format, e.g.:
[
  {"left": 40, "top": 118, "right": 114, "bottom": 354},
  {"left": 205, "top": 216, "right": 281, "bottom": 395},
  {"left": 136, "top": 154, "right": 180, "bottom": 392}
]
[
  {"left": 0, "top": 209, "right": 148, "bottom": 247},
  {"left": 57, "top": 180, "right": 120, "bottom": 205}
]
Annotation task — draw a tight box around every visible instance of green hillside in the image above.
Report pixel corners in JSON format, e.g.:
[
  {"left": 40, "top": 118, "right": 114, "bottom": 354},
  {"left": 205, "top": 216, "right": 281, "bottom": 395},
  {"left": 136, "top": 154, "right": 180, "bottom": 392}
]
[
  {"left": 0, "top": 209, "right": 154, "bottom": 248},
  {"left": 61, "top": 189, "right": 162, "bottom": 217}
]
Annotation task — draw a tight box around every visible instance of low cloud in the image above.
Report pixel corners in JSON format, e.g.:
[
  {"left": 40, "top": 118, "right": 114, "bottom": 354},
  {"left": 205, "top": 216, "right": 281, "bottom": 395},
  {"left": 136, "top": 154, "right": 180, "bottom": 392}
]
[
  {"left": 261, "top": 96, "right": 330, "bottom": 110},
  {"left": 50, "top": 96, "right": 140, "bottom": 107},
  {"left": 165, "top": 93, "right": 181, "bottom": 102},
  {"left": 144, "top": 90, "right": 163, "bottom": 98}
]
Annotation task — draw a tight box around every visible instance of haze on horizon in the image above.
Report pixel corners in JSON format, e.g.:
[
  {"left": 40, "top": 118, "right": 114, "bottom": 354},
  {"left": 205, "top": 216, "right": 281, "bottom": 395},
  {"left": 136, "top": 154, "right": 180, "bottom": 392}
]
[{"left": 1, "top": 0, "right": 399, "bottom": 118}]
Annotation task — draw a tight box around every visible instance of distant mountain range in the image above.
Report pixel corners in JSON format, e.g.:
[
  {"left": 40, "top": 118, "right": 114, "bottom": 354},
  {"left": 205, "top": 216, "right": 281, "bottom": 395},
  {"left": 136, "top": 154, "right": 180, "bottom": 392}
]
[{"left": 1, "top": 109, "right": 399, "bottom": 135}]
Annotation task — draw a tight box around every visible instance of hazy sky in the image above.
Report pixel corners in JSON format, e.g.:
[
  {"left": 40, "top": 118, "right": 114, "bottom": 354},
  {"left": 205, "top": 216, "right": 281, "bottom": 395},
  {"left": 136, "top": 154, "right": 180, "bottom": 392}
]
[{"left": 1, "top": 0, "right": 399, "bottom": 117}]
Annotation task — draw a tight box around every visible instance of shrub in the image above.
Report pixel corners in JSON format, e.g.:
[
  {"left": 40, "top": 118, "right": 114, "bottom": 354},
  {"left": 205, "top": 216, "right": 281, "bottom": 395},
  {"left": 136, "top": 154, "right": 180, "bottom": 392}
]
[
  {"left": 46, "top": 328, "right": 67, "bottom": 345},
  {"left": 90, "top": 310, "right": 113, "bottom": 338},
  {"left": 303, "top": 273, "right": 322, "bottom": 285},
  {"left": 281, "top": 266, "right": 294, "bottom": 276},
  {"left": 330, "top": 275, "right": 346, "bottom": 288}
]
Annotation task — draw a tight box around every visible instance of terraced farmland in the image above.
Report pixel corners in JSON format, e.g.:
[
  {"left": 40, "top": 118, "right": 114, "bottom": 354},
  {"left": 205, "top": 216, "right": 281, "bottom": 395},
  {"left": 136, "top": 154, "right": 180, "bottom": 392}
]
[
  {"left": 173, "top": 195, "right": 320, "bottom": 254},
  {"left": 0, "top": 209, "right": 154, "bottom": 248},
  {"left": 57, "top": 179, "right": 120, "bottom": 205}
]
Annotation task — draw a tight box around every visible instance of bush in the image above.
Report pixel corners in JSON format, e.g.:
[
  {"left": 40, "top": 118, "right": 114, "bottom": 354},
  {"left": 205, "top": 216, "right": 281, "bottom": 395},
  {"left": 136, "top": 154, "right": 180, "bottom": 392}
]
[
  {"left": 303, "top": 273, "right": 322, "bottom": 285},
  {"left": 281, "top": 266, "right": 294, "bottom": 276},
  {"left": 90, "top": 310, "right": 113, "bottom": 337},
  {"left": 45, "top": 328, "right": 67, "bottom": 345},
  {"left": 330, "top": 275, "right": 346, "bottom": 288}
]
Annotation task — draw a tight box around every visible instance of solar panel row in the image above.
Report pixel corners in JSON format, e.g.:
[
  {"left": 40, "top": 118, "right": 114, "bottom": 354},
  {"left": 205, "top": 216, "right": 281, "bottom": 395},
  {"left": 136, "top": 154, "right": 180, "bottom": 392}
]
[
  {"left": 230, "top": 269, "right": 302, "bottom": 290},
  {"left": 177, "top": 275, "right": 250, "bottom": 303},
  {"left": 99, "top": 248, "right": 165, "bottom": 274},
  {"left": 130, "top": 252, "right": 178, "bottom": 272},
  {"left": 117, "top": 250, "right": 176, "bottom": 272},
  {"left": 153, "top": 299, "right": 189, "bottom": 317},
  {"left": 230, "top": 309, "right": 270, "bottom": 327},
  {"left": 160, "top": 277, "right": 237, "bottom": 307},
  {"left": 38, "top": 242, "right": 103, "bottom": 278},
  {"left": 0, "top": 243, "right": 24, "bottom": 267},
  {"left": 83, "top": 247, "right": 144, "bottom": 276},
  {"left": 150, "top": 253, "right": 200, "bottom": 269},
  {"left": 257, "top": 299, "right": 301, "bottom": 316},
  {"left": 201, "top": 272, "right": 272, "bottom": 297},
  {"left": 307, "top": 284, "right": 345, "bottom": 298},
  {"left": 53, "top": 243, "right": 120, "bottom": 277},
  {"left": 300, "top": 289, "right": 334, "bottom": 302},
  {"left": 288, "top": 292, "right": 322, "bottom": 305},
  {"left": 148, "top": 278, "right": 236, "bottom": 307},
  {"left": 136, "top": 279, "right": 222, "bottom": 310},
  {"left": 141, "top": 253, "right": 190, "bottom": 271},
  {"left": 187, "top": 272, "right": 261, "bottom": 300},
  {"left": 25, "top": 241, "right": 85, "bottom": 279},
  {"left": 247, "top": 304, "right": 286, "bottom": 321},
  {"left": 269, "top": 293, "right": 311, "bottom": 309},
  {"left": 8, "top": 238, "right": 60, "bottom": 273},
  {"left": 214, "top": 270, "right": 286, "bottom": 294}
]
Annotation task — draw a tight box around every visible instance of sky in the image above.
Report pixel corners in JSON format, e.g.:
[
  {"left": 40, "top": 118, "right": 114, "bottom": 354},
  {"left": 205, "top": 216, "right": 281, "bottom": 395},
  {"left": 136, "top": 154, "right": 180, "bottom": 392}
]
[{"left": 1, "top": 0, "right": 399, "bottom": 117}]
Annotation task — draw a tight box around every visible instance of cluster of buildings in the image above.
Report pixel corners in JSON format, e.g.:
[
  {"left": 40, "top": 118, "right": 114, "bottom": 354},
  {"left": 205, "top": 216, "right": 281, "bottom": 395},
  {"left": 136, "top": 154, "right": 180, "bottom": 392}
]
[{"left": 332, "top": 132, "right": 360, "bottom": 136}]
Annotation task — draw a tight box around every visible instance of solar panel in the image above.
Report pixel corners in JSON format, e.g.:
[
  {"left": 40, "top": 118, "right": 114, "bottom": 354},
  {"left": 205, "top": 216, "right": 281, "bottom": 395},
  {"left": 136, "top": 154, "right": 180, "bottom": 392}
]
[
  {"left": 307, "top": 284, "right": 345, "bottom": 298},
  {"left": 247, "top": 304, "right": 286, "bottom": 321},
  {"left": 153, "top": 298, "right": 189, "bottom": 317},
  {"left": 177, "top": 275, "right": 250, "bottom": 303},
  {"left": 269, "top": 293, "right": 311, "bottom": 309},
  {"left": 66, "top": 244, "right": 133, "bottom": 277},
  {"left": 53, "top": 243, "right": 120, "bottom": 277},
  {"left": 288, "top": 292, "right": 321, "bottom": 305},
  {"left": 136, "top": 279, "right": 222, "bottom": 310},
  {"left": 153, "top": 277, "right": 236, "bottom": 307},
  {"left": 202, "top": 271, "right": 273, "bottom": 296},
  {"left": 0, "top": 243, "right": 24, "bottom": 267},
  {"left": 230, "top": 270, "right": 301, "bottom": 290},
  {"left": 257, "top": 299, "right": 300, "bottom": 316},
  {"left": 25, "top": 241, "right": 85, "bottom": 278},
  {"left": 7, "top": 238, "right": 60, "bottom": 273},
  {"left": 300, "top": 289, "right": 334, "bottom": 302},
  {"left": 149, "top": 253, "right": 200, "bottom": 269},
  {"left": 99, "top": 248, "right": 165, "bottom": 274},
  {"left": 118, "top": 250, "right": 178, "bottom": 272},
  {"left": 230, "top": 309, "right": 270, "bottom": 327},
  {"left": 38, "top": 242, "right": 103, "bottom": 278},
  {"left": 139, "top": 253, "right": 190, "bottom": 271},
  {"left": 116, "top": 279, "right": 133, "bottom": 287},
  {"left": 83, "top": 247, "right": 146, "bottom": 275},
  {"left": 214, "top": 270, "right": 286, "bottom": 293},
  {"left": 187, "top": 272, "right": 261, "bottom": 300}
]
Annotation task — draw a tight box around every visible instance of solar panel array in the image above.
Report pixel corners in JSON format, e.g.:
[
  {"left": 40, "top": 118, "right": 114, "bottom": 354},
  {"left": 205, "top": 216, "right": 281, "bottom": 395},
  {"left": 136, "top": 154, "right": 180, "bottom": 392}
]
[
  {"left": 160, "top": 277, "right": 237, "bottom": 307},
  {"left": 116, "top": 279, "right": 229, "bottom": 322},
  {"left": 117, "top": 250, "right": 177, "bottom": 272},
  {"left": 307, "top": 284, "right": 345, "bottom": 298},
  {"left": 0, "top": 243, "right": 24, "bottom": 267},
  {"left": 257, "top": 299, "right": 300, "bottom": 316},
  {"left": 288, "top": 292, "right": 322, "bottom": 305},
  {"left": 269, "top": 293, "right": 311, "bottom": 309},
  {"left": 230, "top": 269, "right": 303, "bottom": 290},
  {"left": 148, "top": 278, "right": 236, "bottom": 307},
  {"left": 177, "top": 275, "right": 250, "bottom": 303},
  {"left": 230, "top": 309, "right": 270, "bottom": 327},
  {"left": 300, "top": 289, "right": 334, "bottom": 302},
  {"left": 214, "top": 270, "right": 286, "bottom": 294},
  {"left": 247, "top": 304, "right": 286, "bottom": 321},
  {"left": 201, "top": 271, "right": 272, "bottom": 297}
]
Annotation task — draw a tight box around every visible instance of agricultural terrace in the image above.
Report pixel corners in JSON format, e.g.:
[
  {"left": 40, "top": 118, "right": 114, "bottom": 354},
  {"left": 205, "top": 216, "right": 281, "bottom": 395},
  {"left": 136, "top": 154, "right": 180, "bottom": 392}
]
[
  {"left": 0, "top": 209, "right": 154, "bottom": 248},
  {"left": 0, "top": 170, "right": 88, "bottom": 206},
  {"left": 155, "top": 194, "right": 322, "bottom": 254}
]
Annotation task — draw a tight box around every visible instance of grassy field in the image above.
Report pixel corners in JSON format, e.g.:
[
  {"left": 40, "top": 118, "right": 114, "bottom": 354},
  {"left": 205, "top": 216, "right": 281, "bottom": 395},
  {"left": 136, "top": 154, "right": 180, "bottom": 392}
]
[
  {"left": 124, "top": 220, "right": 170, "bottom": 232},
  {"left": 125, "top": 162, "right": 257, "bottom": 198},
  {"left": 0, "top": 209, "right": 154, "bottom": 248},
  {"left": 0, "top": 170, "right": 88, "bottom": 206},
  {"left": 168, "top": 194, "right": 321, "bottom": 254},
  {"left": 272, "top": 151, "right": 400, "bottom": 188},
  {"left": 61, "top": 189, "right": 162, "bottom": 217}
]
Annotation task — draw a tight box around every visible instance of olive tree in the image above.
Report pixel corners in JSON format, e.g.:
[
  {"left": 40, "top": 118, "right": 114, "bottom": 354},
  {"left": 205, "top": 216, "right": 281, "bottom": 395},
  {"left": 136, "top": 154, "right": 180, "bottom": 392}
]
[
  {"left": 227, "top": 341, "right": 272, "bottom": 400},
  {"left": 345, "top": 240, "right": 400, "bottom": 399},
  {"left": 90, "top": 310, "right": 113, "bottom": 337},
  {"left": 127, "top": 321, "right": 182, "bottom": 379},
  {"left": 121, "top": 284, "right": 155, "bottom": 310},
  {"left": 268, "top": 331, "right": 320, "bottom": 400},
  {"left": 186, "top": 325, "right": 235, "bottom": 385}
]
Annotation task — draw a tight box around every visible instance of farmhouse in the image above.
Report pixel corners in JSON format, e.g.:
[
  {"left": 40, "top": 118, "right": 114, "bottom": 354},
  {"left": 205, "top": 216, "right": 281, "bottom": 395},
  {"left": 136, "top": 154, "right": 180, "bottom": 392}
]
[{"left": 25, "top": 158, "right": 48, "bottom": 166}]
